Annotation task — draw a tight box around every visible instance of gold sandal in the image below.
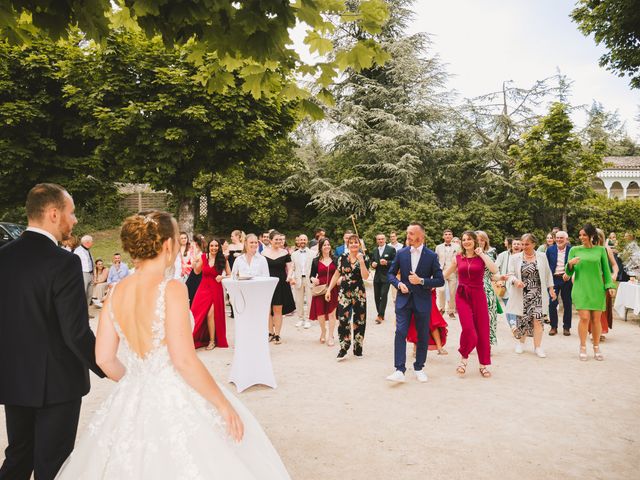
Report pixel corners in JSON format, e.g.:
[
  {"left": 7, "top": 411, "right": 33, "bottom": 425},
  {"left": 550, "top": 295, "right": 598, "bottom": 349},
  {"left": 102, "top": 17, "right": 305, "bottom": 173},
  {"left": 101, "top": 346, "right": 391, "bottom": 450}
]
[
  {"left": 456, "top": 359, "right": 467, "bottom": 375},
  {"left": 479, "top": 366, "right": 492, "bottom": 378},
  {"left": 205, "top": 340, "right": 216, "bottom": 350}
]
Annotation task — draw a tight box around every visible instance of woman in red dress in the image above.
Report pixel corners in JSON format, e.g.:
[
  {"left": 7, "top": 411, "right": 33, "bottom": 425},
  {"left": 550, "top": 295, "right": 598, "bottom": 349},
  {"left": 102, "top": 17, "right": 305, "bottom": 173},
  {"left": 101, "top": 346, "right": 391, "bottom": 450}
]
[
  {"left": 406, "top": 289, "right": 448, "bottom": 355},
  {"left": 309, "top": 238, "right": 338, "bottom": 346},
  {"left": 191, "top": 239, "right": 231, "bottom": 350}
]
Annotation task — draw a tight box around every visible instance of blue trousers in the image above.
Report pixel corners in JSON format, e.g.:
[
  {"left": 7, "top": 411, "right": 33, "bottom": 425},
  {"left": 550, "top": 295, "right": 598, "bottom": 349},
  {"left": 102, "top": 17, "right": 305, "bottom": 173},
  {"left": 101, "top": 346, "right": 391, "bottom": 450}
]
[
  {"left": 394, "top": 298, "right": 431, "bottom": 373},
  {"left": 549, "top": 276, "right": 572, "bottom": 329}
]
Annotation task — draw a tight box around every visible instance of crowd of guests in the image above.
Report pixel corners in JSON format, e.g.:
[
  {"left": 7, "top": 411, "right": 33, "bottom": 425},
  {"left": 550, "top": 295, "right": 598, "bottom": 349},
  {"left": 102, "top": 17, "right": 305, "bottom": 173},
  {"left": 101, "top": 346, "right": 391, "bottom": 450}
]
[{"left": 72, "top": 221, "right": 635, "bottom": 378}]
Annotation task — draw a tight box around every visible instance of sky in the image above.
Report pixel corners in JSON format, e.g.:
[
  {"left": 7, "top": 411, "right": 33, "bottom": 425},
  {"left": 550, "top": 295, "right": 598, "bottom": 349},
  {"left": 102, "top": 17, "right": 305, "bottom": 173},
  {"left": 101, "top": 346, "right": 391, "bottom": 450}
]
[
  {"left": 409, "top": 0, "right": 640, "bottom": 138},
  {"left": 293, "top": 0, "right": 640, "bottom": 139}
]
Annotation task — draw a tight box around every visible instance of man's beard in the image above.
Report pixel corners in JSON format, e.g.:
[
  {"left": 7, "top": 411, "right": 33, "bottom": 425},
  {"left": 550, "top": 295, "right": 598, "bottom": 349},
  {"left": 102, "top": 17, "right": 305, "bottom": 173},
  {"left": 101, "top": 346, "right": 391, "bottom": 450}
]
[{"left": 59, "top": 219, "right": 73, "bottom": 241}]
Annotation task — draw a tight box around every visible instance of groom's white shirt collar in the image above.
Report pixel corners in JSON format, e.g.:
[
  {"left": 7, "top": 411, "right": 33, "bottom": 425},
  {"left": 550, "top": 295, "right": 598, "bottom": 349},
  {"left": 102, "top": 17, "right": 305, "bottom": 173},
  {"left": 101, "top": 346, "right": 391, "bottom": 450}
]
[{"left": 26, "top": 226, "right": 57, "bottom": 245}]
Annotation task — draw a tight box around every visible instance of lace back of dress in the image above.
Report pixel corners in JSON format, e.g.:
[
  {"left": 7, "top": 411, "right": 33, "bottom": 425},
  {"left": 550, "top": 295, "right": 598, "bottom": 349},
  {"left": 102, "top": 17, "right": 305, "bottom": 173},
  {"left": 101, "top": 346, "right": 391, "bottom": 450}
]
[{"left": 108, "top": 278, "right": 170, "bottom": 363}]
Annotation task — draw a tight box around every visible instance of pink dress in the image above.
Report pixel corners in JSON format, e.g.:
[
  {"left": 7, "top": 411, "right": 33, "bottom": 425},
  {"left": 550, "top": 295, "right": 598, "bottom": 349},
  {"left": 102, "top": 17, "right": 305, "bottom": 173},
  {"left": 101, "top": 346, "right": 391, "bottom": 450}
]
[
  {"left": 309, "top": 260, "right": 338, "bottom": 320},
  {"left": 455, "top": 254, "right": 491, "bottom": 365}
]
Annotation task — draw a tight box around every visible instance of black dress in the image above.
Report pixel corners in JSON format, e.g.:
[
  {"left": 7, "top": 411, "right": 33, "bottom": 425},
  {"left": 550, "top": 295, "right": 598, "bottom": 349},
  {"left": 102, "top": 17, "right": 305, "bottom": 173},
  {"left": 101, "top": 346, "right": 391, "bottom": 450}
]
[
  {"left": 186, "top": 270, "right": 202, "bottom": 306},
  {"left": 227, "top": 248, "right": 243, "bottom": 271},
  {"left": 265, "top": 254, "right": 296, "bottom": 315}
]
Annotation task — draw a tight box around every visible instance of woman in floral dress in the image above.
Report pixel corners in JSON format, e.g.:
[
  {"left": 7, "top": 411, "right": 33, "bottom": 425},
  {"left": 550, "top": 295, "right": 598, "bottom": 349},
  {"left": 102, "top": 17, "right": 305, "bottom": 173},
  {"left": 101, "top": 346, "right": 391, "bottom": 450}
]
[
  {"left": 476, "top": 231, "right": 502, "bottom": 345},
  {"left": 325, "top": 234, "right": 370, "bottom": 361}
]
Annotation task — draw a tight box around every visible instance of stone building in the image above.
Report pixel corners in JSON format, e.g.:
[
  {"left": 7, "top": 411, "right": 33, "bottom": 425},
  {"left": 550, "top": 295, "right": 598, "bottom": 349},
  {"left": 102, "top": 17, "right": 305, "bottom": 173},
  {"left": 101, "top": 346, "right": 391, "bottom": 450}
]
[{"left": 593, "top": 156, "right": 640, "bottom": 199}]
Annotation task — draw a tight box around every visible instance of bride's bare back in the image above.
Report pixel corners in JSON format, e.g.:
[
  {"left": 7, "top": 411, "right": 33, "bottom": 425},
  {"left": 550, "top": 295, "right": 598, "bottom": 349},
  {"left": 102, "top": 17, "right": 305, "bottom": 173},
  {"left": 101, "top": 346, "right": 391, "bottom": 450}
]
[{"left": 109, "top": 274, "right": 166, "bottom": 358}]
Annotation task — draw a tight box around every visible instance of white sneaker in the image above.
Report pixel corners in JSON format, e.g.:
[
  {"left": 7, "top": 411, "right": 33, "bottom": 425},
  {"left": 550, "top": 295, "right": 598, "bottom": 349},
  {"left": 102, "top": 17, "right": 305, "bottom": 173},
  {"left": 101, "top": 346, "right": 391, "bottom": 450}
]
[
  {"left": 386, "top": 370, "right": 406, "bottom": 383},
  {"left": 534, "top": 347, "right": 546, "bottom": 358},
  {"left": 295, "top": 320, "right": 303, "bottom": 327},
  {"left": 515, "top": 343, "right": 524, "bottom": 354},
  {"left": 415, "top": 370, "right": 428, "bottom": 383},
  {"left": 303, "top": 321, "right": 311, "bottom": 329}
]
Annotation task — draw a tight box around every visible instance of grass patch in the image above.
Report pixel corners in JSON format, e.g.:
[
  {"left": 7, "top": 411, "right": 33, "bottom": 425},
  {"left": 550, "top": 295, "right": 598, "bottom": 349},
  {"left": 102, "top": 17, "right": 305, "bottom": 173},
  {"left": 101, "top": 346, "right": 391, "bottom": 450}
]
[{"left": 85, "top": 227, "right": 132, "bottom": 268}]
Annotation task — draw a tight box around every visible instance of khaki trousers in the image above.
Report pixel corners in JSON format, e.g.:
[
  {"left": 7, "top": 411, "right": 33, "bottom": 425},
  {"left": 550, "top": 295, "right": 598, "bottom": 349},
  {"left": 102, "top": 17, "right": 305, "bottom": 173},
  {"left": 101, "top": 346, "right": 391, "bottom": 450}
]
[{"left": 436, "top": 275, "right": 457, "bottom": 314}]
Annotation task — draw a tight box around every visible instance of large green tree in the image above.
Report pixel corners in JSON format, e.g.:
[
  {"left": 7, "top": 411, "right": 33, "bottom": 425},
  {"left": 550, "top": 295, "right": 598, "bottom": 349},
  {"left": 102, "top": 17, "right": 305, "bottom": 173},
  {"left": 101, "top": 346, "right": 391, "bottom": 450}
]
[
  {"left": 0, "top": 37, "right": 113, "bottom": 215},
  {"left": 571, "top": 0, "right": 640, "bottom": 89},
  {"left": 61, "top": 30, "right": 298, "bottom": 233},
  {"left": 510, "top": 102, "right": 604, "bottom": 231}
]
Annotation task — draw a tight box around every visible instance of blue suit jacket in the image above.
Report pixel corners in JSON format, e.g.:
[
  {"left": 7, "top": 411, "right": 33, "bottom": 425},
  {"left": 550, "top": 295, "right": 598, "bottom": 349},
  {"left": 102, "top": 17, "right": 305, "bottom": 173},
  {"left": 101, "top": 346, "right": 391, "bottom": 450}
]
[
  {"left": 387, "top": 246, "right": 444, "bottom": 312},
  {"left": 546, "top": 244, "right": 571, "bottom": 278}
]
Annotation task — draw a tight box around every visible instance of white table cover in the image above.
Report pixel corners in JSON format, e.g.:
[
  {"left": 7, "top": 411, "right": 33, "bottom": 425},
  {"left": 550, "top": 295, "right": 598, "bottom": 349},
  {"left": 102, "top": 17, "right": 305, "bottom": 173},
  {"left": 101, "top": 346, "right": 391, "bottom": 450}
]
[
  {"left": 223, "top": 277, "right": 278, "bottom": 393},
  {"left": 613, "top": 281, "right": 640, "bottom": 318}
]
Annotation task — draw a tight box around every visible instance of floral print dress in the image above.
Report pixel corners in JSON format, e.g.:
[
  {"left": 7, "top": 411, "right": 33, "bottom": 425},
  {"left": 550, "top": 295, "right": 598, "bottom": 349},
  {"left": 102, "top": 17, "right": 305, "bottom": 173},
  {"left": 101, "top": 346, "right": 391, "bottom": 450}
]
[
  {"left": 336, "top": 253, "right": 369, "bottom": 356},
  {"left": 483, "top": 249, "right": 502, "bottom": 345},
  {"left": 514, "top": 259, "right": 545, "bottom": 338}
]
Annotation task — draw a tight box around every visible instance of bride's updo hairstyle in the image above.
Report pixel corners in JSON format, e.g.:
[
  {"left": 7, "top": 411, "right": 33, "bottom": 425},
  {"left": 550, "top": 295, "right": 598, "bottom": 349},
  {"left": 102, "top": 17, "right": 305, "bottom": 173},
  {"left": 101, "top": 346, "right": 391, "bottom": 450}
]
[{"left": 120, "top": 210, "right": 176, "bottom": 260}]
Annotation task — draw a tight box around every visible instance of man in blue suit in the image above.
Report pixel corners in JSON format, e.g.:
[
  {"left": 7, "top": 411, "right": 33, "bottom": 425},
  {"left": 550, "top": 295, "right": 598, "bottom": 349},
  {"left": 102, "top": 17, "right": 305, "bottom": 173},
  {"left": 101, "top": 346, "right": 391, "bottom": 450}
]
[
  {"left": 546, "top": 230, "right": 572, "bottom": 336},
  {"left": 387, "top": 223, "right": 444, "bottom": 383}
]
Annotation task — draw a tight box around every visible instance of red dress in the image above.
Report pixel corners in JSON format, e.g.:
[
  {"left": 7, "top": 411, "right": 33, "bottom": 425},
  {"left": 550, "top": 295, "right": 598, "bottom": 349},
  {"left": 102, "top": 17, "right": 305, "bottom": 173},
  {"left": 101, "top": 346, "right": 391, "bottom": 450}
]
[
  {"left": 406, "top": 290, "right": 448, "bottom": 350},
  {"left": 191, "top": 254, "right": 228, "bottom": 348},
  {"left": 309, "top": 260, "right": 338, "bottom": 320}
]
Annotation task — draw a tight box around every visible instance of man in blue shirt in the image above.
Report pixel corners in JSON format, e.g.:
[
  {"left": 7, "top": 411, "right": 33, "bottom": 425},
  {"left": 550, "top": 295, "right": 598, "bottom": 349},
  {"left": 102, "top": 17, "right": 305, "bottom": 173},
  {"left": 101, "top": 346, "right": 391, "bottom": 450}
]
[
  {"left": 335, "top": 230, "right": 354, "bottom": 257},
  {"left": 107, "top": 252, "right": 130, "bottom": 286}
]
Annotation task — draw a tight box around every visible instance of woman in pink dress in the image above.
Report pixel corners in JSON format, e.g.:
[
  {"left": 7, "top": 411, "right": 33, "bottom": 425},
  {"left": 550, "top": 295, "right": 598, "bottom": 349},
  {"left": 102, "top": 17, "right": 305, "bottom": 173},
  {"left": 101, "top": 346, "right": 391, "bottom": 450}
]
[
  {"left": 191, "top": 239, "right": 230, "bottom": 350},
  {"left": 405, "top": 289, "right": 448, "bottom": 355},
  {"left": 309, "top": 238, "right": 338, "bottom": 346},
  {"left": 443, "top": 230, "right": 500, "bottom": 378}
]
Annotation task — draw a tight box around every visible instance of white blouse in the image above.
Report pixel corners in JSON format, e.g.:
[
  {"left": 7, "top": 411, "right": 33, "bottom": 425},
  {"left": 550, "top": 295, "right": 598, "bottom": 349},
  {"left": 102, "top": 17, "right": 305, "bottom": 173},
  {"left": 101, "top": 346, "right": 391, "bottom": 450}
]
[{"left": 231, "top": 253, "right": 270, "bottom": 278}]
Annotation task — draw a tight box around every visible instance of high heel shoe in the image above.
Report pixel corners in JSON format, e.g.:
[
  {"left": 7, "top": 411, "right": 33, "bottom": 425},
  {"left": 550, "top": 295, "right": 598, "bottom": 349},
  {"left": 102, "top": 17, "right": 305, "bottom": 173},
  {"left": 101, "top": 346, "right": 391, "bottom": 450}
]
[
  {"left": 327, "top": 337, "right": 335, "bottom": 347},
  {"left": 320, "top": 333, "right": 326, "bottom": 344},
  {"left": 205, "top": 340, "right": 216, "bottom": 350},
  {"left": 593, "top": 345, "right": 604, "bottom": 361},
  {"left": 579, "top": 345, "right": 588, "bottom": 361}
]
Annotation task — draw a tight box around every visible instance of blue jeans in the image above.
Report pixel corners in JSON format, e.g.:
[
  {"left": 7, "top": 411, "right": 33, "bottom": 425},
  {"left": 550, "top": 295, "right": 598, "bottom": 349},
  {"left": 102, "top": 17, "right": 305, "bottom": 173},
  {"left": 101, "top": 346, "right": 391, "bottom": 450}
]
[{"left": 503, "top": 297, "right": 517, "bottom": 328}]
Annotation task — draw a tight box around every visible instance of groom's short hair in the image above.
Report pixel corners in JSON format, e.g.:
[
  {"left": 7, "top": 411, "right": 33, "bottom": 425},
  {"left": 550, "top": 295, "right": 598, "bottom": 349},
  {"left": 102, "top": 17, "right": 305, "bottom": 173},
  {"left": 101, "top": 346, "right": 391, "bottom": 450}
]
[
  {"left": 409, "top": 222, "right": 425, "bottom": 232},
  {"left": 26, "top": 183, "right": 67, "bottom": 221}
]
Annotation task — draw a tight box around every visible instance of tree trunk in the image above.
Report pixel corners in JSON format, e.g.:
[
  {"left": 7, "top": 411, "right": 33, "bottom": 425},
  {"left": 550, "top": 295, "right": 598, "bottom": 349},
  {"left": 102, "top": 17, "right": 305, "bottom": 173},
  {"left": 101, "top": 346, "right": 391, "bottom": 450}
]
[
  {"left": 177, "top": 196, "right": 195, "bottom": 237},
  {"left": 561, "top": 209, "right": 568, "bottom": 232}
]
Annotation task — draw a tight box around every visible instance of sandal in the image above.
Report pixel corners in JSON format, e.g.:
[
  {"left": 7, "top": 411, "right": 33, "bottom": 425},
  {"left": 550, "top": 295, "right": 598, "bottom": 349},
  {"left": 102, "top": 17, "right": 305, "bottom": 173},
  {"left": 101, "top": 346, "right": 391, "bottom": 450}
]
[
  {"left": 579, "top": 345, "right": 588, "bottom": 361},
  {"left": 593, "top": 345, "right": 604, "bottom": 361},
  {"left": 456, "top": 359, "right": 467, "bottom": 375},
  {"left": 479, "top": 366, "right": 492, "bottom": 378},
  {"left": 274, "top": 335, "right": 281, "bottom": 345},
  {"left": 327, "top": 337, "right": 335, "bottom": 347},
  {"left": 320, "top": 334, "right": 326, "bottom": 344},
  {"left": 205, "top": 340, "right": 216, "bottom": 351},
  {"left": 438, "top": 348, "right": 448, "bottom": 355}
]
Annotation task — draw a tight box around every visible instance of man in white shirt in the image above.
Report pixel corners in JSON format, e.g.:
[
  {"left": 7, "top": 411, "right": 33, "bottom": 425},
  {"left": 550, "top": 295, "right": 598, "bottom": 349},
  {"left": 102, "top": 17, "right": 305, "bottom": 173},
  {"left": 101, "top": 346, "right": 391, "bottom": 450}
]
[
  {"left": 290, "top": 234, "right": 314, "bottom": 328},
  {"left": 389, "top": 231, "right": 403, "bottom": 251},
  {"left": 73, "top": 235, "right": 94, "bottom": 306},
  {"left": 546, "top": 231, "right": 572, "bottom": 336},
  {"left": 435, "top": 229, "right": 460, "bottom": 318}
]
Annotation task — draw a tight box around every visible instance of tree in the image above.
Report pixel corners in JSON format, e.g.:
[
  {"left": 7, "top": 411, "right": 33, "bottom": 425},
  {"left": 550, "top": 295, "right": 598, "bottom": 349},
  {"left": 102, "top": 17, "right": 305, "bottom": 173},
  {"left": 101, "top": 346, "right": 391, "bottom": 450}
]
[
  {"left": 572, "top": 0, "right": 640, "bottom": 89},
  {"left": 510, "top": 102, "right": 604, "bottom": 231},
  {"left": 0, "top": 36, "right": 113, "bottom": 214},
  {"left": 61, "top": 30, "right": 298, "bottom": 233},
  {"left": 581, "top": 100, "right": 639, "bottom": 155},
  {"left": 291, "top": 0, "right": 449, "bottom": 215},
  {"left": 0, "top": 0, "right": 390, "bottom": 103}
]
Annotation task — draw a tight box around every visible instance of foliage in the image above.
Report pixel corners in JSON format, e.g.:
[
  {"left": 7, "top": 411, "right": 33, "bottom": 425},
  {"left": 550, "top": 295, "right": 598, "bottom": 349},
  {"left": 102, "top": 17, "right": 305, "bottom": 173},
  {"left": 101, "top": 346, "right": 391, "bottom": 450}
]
[
  {"left": 572, "top": 0, "right": 640, "bottom": 89},
  {"left": 510, "top": 102, "right": 604, "bottom": 230},
  {"left": 61, "top": 30, "right": 298, "bottom": 231},
  {"left": 291, "top": 0, "right": 449, "bottom": 215},
  {"left": 580, "top": 100, "right": 637, "bottom": 155},
  {"left": 0, "top": 0, "right": 391, "bottom": 104},
  {"left": 0, "top": 36, "right": 114, "bottom": 214}
]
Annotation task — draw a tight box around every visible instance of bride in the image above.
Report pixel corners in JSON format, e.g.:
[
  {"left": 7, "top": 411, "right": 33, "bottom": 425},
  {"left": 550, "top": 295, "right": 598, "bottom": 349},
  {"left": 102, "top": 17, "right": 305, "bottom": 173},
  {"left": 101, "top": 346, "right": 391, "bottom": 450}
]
[{"left": 56, "top": 211, "right": 290, "bottom": 479}]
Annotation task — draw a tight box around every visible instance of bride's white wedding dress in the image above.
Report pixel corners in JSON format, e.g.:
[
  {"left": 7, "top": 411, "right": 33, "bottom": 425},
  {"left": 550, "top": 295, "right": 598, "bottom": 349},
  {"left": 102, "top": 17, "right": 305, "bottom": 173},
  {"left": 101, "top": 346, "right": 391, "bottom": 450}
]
[{"left": 56, "top": 279, "right": 290, "bottom": 479}]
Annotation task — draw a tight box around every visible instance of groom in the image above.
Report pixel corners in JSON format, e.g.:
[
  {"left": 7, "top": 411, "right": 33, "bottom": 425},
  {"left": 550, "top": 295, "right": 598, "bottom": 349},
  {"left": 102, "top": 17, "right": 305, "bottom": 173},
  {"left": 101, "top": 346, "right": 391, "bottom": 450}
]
[
  {"left": 0, "top": 183, "right": 105, "bottom": 480},
  {"left": 387, "top": 223, "right": 443, "bottom": 383}
]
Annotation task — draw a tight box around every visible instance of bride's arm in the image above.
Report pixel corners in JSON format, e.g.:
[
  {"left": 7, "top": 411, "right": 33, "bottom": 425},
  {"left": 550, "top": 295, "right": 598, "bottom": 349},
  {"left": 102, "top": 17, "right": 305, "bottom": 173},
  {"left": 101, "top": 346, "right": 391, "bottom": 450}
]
[
  {"left": 164, "top": 280, "right": 244, "bottom": 442},
  {"left": 95, "top": 297, "right": 125, "bottom": 381}
]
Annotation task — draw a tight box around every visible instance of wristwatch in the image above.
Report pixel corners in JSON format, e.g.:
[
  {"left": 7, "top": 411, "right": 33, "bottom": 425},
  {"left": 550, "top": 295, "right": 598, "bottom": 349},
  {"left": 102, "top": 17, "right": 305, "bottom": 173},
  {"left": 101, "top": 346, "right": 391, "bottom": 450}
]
[{"left": 420, "top": 278, "right": 425, "bottom": 286}]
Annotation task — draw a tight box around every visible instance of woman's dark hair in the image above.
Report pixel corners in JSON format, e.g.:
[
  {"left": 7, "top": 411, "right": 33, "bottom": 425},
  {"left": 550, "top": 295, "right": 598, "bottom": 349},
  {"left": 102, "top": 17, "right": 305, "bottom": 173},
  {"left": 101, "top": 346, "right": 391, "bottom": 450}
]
[
  {"left": 207, "top": 239, "right": 227, "bottom": 273},
  {"left": 179, "top": 231, "right": 191, "bottom": 257},
  {"left": 269, "top": 230, "right": 281, "bottom": 241},
  {"left": 316, "top": 237, "right": 333, "bottom": 259},
  {"left": 461, "top": 230, "right": 479, "bottom": 256},
  {"left": 193, "top": 234, "right": 207, "bottom": 252},
  {"left": 581, "top": 223, "right": 598, "bottom": 245}
]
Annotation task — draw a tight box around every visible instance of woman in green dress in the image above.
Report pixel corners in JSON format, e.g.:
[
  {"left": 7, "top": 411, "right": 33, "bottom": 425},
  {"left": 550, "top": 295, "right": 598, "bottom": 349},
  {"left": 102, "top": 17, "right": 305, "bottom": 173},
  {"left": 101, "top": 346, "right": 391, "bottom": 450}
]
[
  {"left": 566, "top": 223, "right": 617, "bottom": 361},
  {"left": 476, "top": 231, "right": 502, "bottom": 346}
]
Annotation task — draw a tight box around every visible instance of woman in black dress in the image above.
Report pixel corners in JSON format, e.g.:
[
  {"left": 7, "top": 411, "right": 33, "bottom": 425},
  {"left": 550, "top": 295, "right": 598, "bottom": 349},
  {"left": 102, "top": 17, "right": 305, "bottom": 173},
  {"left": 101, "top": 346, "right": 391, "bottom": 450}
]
[
  {"left": 262, "top": 230, "right": 295, "bottom": 344},
  {"left": 186, "top": 234, "right": 207, "bottom": 305}
]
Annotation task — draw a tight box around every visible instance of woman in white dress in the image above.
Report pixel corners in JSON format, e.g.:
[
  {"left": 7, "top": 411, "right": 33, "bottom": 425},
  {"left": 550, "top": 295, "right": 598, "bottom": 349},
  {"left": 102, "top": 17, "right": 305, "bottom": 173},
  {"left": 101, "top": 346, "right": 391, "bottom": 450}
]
[{"left": 56, "top": 211, "right": 290, "bottom": 479}]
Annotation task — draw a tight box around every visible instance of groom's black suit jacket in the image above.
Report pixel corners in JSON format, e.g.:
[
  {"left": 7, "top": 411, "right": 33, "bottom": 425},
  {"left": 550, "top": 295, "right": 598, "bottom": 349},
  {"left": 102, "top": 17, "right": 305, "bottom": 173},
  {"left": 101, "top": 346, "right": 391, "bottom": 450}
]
[{"left": 0, "top": 231, "right": 105, "bottom": 408}]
